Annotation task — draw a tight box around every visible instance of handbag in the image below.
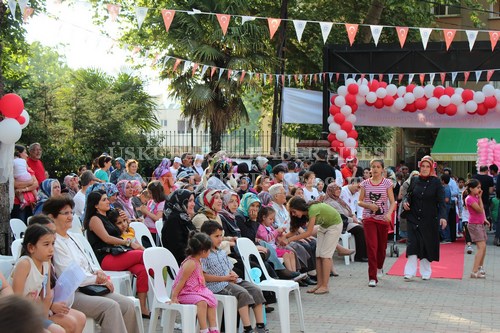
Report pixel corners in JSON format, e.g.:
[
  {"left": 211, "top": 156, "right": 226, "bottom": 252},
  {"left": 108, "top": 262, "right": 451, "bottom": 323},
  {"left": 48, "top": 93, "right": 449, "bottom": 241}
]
[
  {"left": 78, "top": 284, "right": 110, "bottom": 296},
  {"left": 98, "top": 245, "right": 132, "bottom": 256},
  {"left": 400, "top": 177, "right": 416, "bottom": 219}
]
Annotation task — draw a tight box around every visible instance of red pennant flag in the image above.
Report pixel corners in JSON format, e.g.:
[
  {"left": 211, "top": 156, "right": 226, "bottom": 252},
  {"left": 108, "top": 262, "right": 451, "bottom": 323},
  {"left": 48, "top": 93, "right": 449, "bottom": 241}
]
[
  {"left": 314, "top": 74, "right": 318, "bottom": 84},
  {"left": 489, "top": 31, "right": 499, "bottom": 51},
  {"left": 294, "top": 74, "right": 298, "bottom": 83},
  {"left": 345, "top": 24, "right": 358, "bottom": 46},
  {"left": 161, "top": 10, "right": 176, "bottom": 32},
  {"left": 107, "top": 4, "right": 121, "bottom": 22},
  {"left": 322, "top": 72, "right": 326, "bottom": 81},
  {"left": 269, "top": 74, "right": 273, "bottom": 84},
  {"left": 303, "top": 75, "right": 308, "bottom": 84},
  {"left": 335, "top": 73, "right": 340, "bottom": 82},
  {"left": 395, "top": 27, "right": 409, "bottom": 48},
  {"left": 267, "top": 18, "right": 281, "bottom": 39},
  {"left": 398, "top": 74, "right": 403, "bottom": 84},
  {"left": 281, "top": 74, "right": 285, "bottom": 86},
  {"left": 210, "top": 67, "right": 217, "bottom": 78},
  {"left": 227, "top": 69, "right": 232, "bottom": 80},
  {"left": 151, "top": 53, "right": 159, "bottom": 66},
  {"left": 255, "top": 73, "right": 260, "bottom": 81},
  {"left": 239, "top": 71, "right": 246, "bottom": 83},
  {"left": 464, "top": 71, "right": 470, "bottom": 84},
  {"left": 487, "top": 69, "right": 495, "bottom": 82},
  {"left": 216, "top": 14, "right": 231, "bottom": 36},
  {"left": 419, "top": 73, "right": 425, "bottom": 85},
  {"left": 443, "top": 29, "right": 456, "bottom": 51},
  {"left": 440, "top": 72, "right": 446, "bottom": 84},
  {"left": 360, "top": 74, "right": 365, "bottom": 81},
  {"left": 191, "top": 63, "right": 199, "bottom": 76},
  {"left": 378, "top": 74, "right": 384, "bottom": 82},
  {"left": 132, "top": 46, "right": 141, "bottom": 55},
  {"left": 23, "top": 7, "right": 34, "bottom": 23},
  {"left": 173, "top": 58, "right": 182, "bottom": 71}
]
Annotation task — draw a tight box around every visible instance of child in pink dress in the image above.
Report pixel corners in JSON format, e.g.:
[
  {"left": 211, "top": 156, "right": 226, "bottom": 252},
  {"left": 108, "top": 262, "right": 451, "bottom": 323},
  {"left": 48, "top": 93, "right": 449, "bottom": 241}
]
[{"left": 171, "top": 232, "right": 219, "bottom": 333}]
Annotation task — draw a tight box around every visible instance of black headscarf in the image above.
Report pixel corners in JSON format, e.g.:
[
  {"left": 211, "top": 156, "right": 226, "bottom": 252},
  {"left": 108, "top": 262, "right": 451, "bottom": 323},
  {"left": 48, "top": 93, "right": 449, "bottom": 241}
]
[{"left": 164, "top": 189, "right": 192, "bottom": 222}]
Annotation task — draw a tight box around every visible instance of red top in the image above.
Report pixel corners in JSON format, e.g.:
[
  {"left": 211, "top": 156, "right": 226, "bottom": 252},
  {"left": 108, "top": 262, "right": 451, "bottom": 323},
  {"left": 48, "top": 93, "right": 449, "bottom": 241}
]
[
  {"left": 341, "top": 166, "right": 354, "bottom": 185},
  {"left": 27, "top": 157, "right": 46, "bottom": 185}
]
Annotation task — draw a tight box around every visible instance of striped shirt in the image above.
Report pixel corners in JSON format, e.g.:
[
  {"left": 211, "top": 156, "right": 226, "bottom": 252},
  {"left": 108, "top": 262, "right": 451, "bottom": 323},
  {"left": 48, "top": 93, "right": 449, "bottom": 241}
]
[
  {"left": 360, "top": 178, "right": 393, "bottom": 221},
  {"left": 201, "top": 248, "right": 233, "bottom": 293}
]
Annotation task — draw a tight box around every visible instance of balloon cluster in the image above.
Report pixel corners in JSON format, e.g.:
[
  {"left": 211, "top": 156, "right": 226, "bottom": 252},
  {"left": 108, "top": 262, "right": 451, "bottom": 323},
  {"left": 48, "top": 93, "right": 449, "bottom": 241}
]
[
  {"left": 0, "top": 94, "right": 29, "bottom": 144},
  {"left": 477, "top": 138, "right": 500, "bottom": 171}
]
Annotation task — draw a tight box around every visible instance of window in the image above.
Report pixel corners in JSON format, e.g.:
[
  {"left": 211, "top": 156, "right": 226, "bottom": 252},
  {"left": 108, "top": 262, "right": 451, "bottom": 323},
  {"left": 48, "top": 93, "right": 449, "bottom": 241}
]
[
  {"left": 177, "top": 120, "right": 188, "bottom": 133},
  {"left": 433, "top": 4, "right": 460, "bottom": 16},
  {"left": 161, "top": 120, "right": 168, "bottom": 127},
  {"left": 490, "top": 0, "right": 500, "bottom": 18}
]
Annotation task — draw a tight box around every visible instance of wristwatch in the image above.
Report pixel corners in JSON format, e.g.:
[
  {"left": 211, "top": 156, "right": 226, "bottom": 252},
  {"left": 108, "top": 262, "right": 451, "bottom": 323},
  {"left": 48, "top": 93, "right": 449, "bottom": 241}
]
[{"left": 125, "top": 239, "right": 132, "bottom": 247}]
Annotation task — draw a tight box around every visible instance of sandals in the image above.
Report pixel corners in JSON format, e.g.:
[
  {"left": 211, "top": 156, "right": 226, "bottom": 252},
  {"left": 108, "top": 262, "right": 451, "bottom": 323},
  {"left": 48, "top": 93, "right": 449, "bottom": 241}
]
[
  {"left": 470, "top": 271, "right": 486, "bottom": 279},
  {"left": 306, "top": 287, "right": 319, "bottom": 293},
  {"left": 313, "top": 289, "right": 329, "bottom": 295}
]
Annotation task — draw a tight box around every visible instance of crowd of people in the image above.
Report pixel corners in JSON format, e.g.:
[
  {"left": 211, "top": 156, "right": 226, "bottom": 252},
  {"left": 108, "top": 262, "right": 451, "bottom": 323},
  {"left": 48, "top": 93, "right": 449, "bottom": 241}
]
[{"left": 4, "top": 143, "right": 497, "bottom": 332}]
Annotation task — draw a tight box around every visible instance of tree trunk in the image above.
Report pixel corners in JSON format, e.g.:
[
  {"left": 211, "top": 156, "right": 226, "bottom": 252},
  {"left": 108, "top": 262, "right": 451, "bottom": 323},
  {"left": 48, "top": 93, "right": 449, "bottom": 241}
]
[
  {"left": 210, "top": 129, "right": 222, "bottom": 153},
  {"left": 361, "top": 0, "right": 386, "bottom": 43}
]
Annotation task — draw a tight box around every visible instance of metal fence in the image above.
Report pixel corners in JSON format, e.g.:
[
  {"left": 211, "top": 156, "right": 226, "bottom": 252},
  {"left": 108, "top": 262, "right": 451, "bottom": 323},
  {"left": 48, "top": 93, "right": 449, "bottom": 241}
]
[{"left": 150, "top": 129, "right": 301, "bottom": 157}]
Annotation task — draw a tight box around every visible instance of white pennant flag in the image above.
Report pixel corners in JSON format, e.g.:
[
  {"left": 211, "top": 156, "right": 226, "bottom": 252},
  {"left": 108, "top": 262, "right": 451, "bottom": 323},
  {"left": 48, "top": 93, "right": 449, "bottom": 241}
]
[
  {"left": 275, "top": 75, "right": 280, "bottom": 86},
  {"left": 288, "top": 75, "right": 292, "bottom": 86},
  {"left": 201, "top": 65, "right": 208, "bottom": 77},
  {"left": 419, "top": 28, "right": 432, "bottom": 50},
  {"left": 8, "top": 0, "right": 17, "bottom": 19},
  {"left": 370, "top": 25, "right": 383, "bottom": 46},
  {"left": 319, "top": 22, "right": 333, "bottom": 44},
  {"left": 388, "top": 74, "right": 393, "bottom": 83},
  {"left": 319, "top": 74, "right": 322, "bottom": 83},
  {"left": 475, "top": 70, "right": 482, "bottom": 83},
  {"left": 183, "top": 61, "right": 191, "bottom": 73},
  {"left": 465, "top": 30, "right": 478, "bottom": 51},
  {"left": 219, "top": 69, "right": 225, "bottom": 80},
  {"left": 293, "top": 20, "right": 307, "bottom": 42},
  {"left": 249, "top": 72, "right": 254, "bottom": 80},
  {"left": 429, "top": 73, "right": 435, "bottom": 85},
  {"left": 161, "top": 56, "right": 171, "bottom": 69},
  {"left": 241, "top": 16, "right": 256, "bottom": 24},
  {"left": 328, "top": 73, "right": 333, "bottom": 82},
  {"left": 408, "top": 74, "right": 414, "bottom": 84},
  {"left": 352, "top": 74, "right": 357, "bottom": 81},
  {"left": 18, "top": 0, "right": 28, "bottom": 15},
  {"left": 298, "top": 74, "right": 303, "bottom": 83},
  {"left": 344, "top": 73, "right": 349, "bottom": 82},
  {"left": 309, "top": 74, "right": 313, "bottom": 82},
  {"left": 263, "top": 74, "right": 267, "bottom": 84},
  {"left": 369, "top": 74, "right": 374, "bottom": 82},
  {"left": 135, "top": 7, "right": 148, "bottom": 29},
  {"left": 451, "top": 72, "right": 458, "bottom": 84}
]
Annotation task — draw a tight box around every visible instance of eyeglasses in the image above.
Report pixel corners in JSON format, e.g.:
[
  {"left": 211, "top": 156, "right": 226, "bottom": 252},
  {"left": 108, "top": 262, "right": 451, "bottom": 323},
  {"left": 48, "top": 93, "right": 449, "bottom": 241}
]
[{"left": 59, "top": 211, "right": 73, "bottom": 216}]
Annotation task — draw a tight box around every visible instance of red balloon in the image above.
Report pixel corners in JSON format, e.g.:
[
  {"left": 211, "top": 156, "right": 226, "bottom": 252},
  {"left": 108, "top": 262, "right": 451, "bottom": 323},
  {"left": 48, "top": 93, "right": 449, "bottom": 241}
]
[
  {"left": 329, "top": 105, "right": 341, "bottom": 115},
  {"left": 434, "top": 87, "right": 445, "bottom": 98},
  {"left": 16, "top": 115, "right": 26, "bottom": 125},
  {"left": 406, "top": 104, "right": 416, "bottom": 112},
  {"left": 374, "top": 98, "right": 384, "bottom": 109},
  {"left": 369, "top": 79, "right": 380, "bottom": 92},
  {"left": 341, "top": 148, "right": 351, "bottom": 159},
  {"left": 462, "top": 89, "right": 474, "bottom": 102},
  {"left": 348, "top": 130, "right": 358, "bottom": 139},
  {"left": 445, "top": 104, "right": 457, "bottom": 116},
  {"left": 380, "top": 81, "right": 387, "bottom": 88},
  {"left": 484, "top": 96, "right": 497, "bottom": 109},
  {"left": 347, "top": 84, "right": 359, "bottom": 95},
  {"left": 345, "top": 94, "right": 357, "bottom": 106},
  {"left": 351, "top": 104, "right": 358, "bottom": 113},
  {"left": 330, "top": 95, "right": 338, "bottom": 104},
  {"left": 436, "top": 105, "right": 445, "bottom": 114},
  {"left": 477, "top": 103, "right": 487, "bottom": 115},
  {"left": 415, "top": 98, "right": 427, "bottom": 110},
  {"left": 406, "top": 84, "right": 415, "bottom": 93},
  {"left": 341, "top": 121, "right": 353, "bottom": 132},
  {"left": 0, "top": 93, "right": 24, "bottom": 118},
  {"left": 383, "top": 95, "right": 394, "bottom": 107},
  {"left": 365, "top": 101, "right": 374, "bottom": 106},
  {"left": 327, "top": 133, "right": 335, "bottom": 142},
  {"left": 334, "top": 113, "right": 345, "bottom": 124},
  {"left": 444, "top": 87, "right": 455, "bottom": 97}
]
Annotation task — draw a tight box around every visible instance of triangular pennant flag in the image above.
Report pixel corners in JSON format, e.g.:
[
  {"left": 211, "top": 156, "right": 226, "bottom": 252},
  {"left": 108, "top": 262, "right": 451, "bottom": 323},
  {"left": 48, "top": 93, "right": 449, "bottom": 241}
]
[
  {"left": 201, "top": 65, "right": 208, "bottom": 77},
  {"left": 216, "top": 14, "right": 231, "bottom": 36},
  {"left": 419, "top": 73, "right": 425, "bottom": 85},
  {"left": 151, "top": 53, "right": 159, "bottom": 66},
  {"left": 489, "top": 31, "right": 499, "bottom": 51},
  {"left": 210, "top": 67, "right": 217, "bottom": 79},
  {"left": 269, "top": 74, "right": 273, "bottom": 85},
  {"left": 315, "top": 74, "right": 319, "bottom": 84},
  {"left": 440, "top": 72, "right": 446, "bottom": 85},
  {"left": 360, "top": 74, "right": 365, "bottom": 81},
  {"left": 408, "top": 73, "right": 414, "bottom": 84},
  {"left": 443, "top": 29, "right": 456, "bottom": 51},
  {"left": 345, "top": 24, "right": 358, "bottom": 46},
  {"left": 429, "top": 73, "right": 435, "bottom": 85},
  {"left": 344, "top": 73, "right": 349, "bottom": 82},
  {"left": 132, "top": 46, "right": 141, "bottom": 55},
  {"left": 487, "top": 69, "right": 495, "bottom": 82},
  {"left": 276, "top": 74, "right": 280, "bottom": 85},
  {"left": 370, "top": 25, "right": 383, "bottom": 46},
  {"left": 161, "top": 55, "right": 171, "bottom": 69},
  {"left": 227, "top": 69, "right": 233, "bottom": 80},
  {"left": 304, "top": 74, "right": 308, "bottom": 84},
  {"left": 249, "top": 72, "right": 254, "bottom": 80},
  {"left": 475, "top": 70, "right": 482, "bottom": 83},
  {"left": 8, "top": 0, "right": 17, "bottom": 19},
  {"left": 335, "top": 73, "right": 339, "bottom": 82},
  {"left": 173, "top": 58, "right": 182, "bottom": 71},
  {"left": 241, "top": 16, "right": 255, "bottom": 24},
  {"left": 398, "top": 74, "right": 403, "bottom": 84},
  {"left": 298, "top": 74, "right": 303, "bottom": 83},
  {"left": 378, "top": 74, "right": 384, "bottom": 82},
  {"left": 18, "top": 0, "right": 27, "bottom": 15},
  {"left": 369, "top": 74, "right": 374, "bottom": 82},
  {"left": 395, "top": 26, "right": 409, "bottom": 48},
  {"left": 309, "top": 74, "right": 313, "bottom": 83},
  {"left": 135, "top": 7, "right": 148, "bottom": 29},
  {"left": 183, "top": 61, "right": 191, "bottom": 73},
  {"left": 451, "top": 72, "right": 458, "bottom": 84},
  {"left": 328, "top": 73, "right": 333, "bottom": 82},
  {"left": 465, "top": 30, "right": 478, "bottom": 51},
  {"left": 22, "top": 6, "right": 33, "bottom": 23},
  {"left": 294, "top": 74, "right": 298, "bottom": 84},
  {"left": 388, "top": 74, "right": 393, "bottom": 83},
  {"left": 322, "top": 72, "right": 326, "bottom": 81},
  {"left": 107, "top": 4, "right": 121, "bottom": 22},
  {"left": 293, "top": 20, "right": 307, "bottom": 42},
  {"left": 288, "top": 75, "right": 292, "bottom": 86},
  {"left": 161, "top": 10, "right": 176, "bottom": 32},
  {"left": 281, "top": 74, "right": 285, "bottom": 86},
  {"left": 218, "top": 69, "right": 225, "bottom": 80},
  {"left": 267, "top": 18, "right": 281, "bottom": 39},
  {"left": 263, "top": 74, "right": 267, "bottom": 85},
  {"left": 464, "top": 71, "right": 470, "bottom": 84},
  {"left": 419, "top": 28, "right": 432, "bottom": 50},
  {"left": 191, "top": 63, "right": 199, "bottom": 76},
  {"left": 319, "top": 22, "right": 333, "bottom": 44},
  {"left": 352, "top": 74, "right": 357, "bottom": 81}
]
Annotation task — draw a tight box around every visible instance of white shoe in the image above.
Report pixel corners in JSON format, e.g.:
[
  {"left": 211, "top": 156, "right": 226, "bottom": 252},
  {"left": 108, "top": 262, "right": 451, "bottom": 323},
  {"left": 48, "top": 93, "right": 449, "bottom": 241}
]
[
  {"left": 478, "top": 266, "right": 486, "bottom": 275},
  {"left": 422, "top": 276, "right": 431, "bottom": 280},
  {"left": 293, "top": 273, "right": 307, "bottom": 282},
  {"left": 404, "top": 275, "right": 413, "bottom": 281},
  {"left": 377, "top": 269, "right": 384, "bottom": 278},
  {"left": 368, "top": 280, "right": 377, "bottom": 287},
  {"left": 466, "top": 246, "right": 473, "bottom": 254}
]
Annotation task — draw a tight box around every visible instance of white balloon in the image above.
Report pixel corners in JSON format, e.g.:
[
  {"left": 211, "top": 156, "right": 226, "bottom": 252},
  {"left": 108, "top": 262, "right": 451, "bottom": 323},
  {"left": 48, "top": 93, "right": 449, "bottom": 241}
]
[
  {"left": 375, "top": 87, "right": 387, "bottom": 99},
  {"left": 20, "top": 109, "right": 30, "bottom": 129},
  {"left": 357, "top": 78, "right": 369, "bottom": 86},
  {"left": 345, "top": 78, "right": 356, "bottom": 86},
  {"left": 337, "top": 86, "right": 348, "bottom": 96},
  {"left": 356, "top": 95, "right": 365, "bottom": 105},
  {"left": 473, "top": 91, "right": 485, "bottom": 104},
  {"left": 344, "top": 138, "right": 356, "bottom": 148},
  {"left": 340, "top": 105, "right": 352, "bottom": 116},
  {"left": 336, "top": 130, "right": 348, "bottom": 142},
  {"left": 386, "top": 84, "right": 398, "bottom": 96},
  {"left": 329, "top": 122, "right": 341, "bottom": 133},
  {"left": 439, "top": 95, "right": 451, "bottom": 107},
  {"left": 483, "top": 84, "right": 496, "bottom": 97},
  {"left": 397, "top": 86, "right": 407, "bottom": 97},
  {"left": 366, "top": 92, "right": 377, "bottom": 104},
  {"left": 450, "top": 94, "right": 462, "bottom": 105},
  {"left": 394, "top": 97, "right": 406, "bottom": 110},
  {"left": 327, "top": 115, "right": 334, "bottom": 124},
  {"left": 455, "top": 87, "right": 464, "bottom": 95},
  {"left": 0, "top": 118, "right": 22, "bottom": 144},
  {"left": 427, "top": 97, "right": 439, "bottom": 110},
  {"left": 457, "top": 104, "right": 467, "bottom": 116},
  {"left": 358, "top": 84, "right": 369, "bottom": 97},
  {"left": 349, "top": 148, "right": 358, "bottom": 157},
  {"left": 413, "top": 86, "right": 425, "bottom": 99},
  {"left": 404, "top": 92, "right": 415, "bottom": 104},
  {"left": 465, "top": 100, "right": 478, "bottom": 113},
  {"left": 346, "top": 114, "right": 357, "bottom": 123},
  {"left": 334, "top": 95, "right": 346, "bottom": 107},
  {"left": 424, "top": 84, "right": 435, "bottom": 98}
]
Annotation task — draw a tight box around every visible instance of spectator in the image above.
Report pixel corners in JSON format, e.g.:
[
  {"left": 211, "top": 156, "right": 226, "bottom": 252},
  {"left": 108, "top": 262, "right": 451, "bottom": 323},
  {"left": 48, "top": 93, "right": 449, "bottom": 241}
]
[
  {"left": 152, "top": 158, "right": 175, "bottom": 196},
  {"left": 63, "top": 173, "right": 80, "bottom": 198},
  {"left": 194, "top": 154, "right": 205, "bottom": 176},
  {"left": 443, "top": 167, "right": 460, "bottom": 242},
  {"left": 73, "top": 171, "right": 98, "bottom": 220},
  {"left": 11, "top": 145, "right": 39, "bottom": 223},
  {"left": 341, "top": 156, "right": 358, "bottom": 185},
  {"left": 27, "top": 143, "right": 46, "bottom": 185},
  {"left": 114, "top": 180, "right": 136, "bottom": 220},
  {"left": 473, "top": 166, "right": 494, "bottom": 221},
  {"left": 139, "top": 181, "right": 166, "bottom": 243},
  {"left": 94, "top": 155, "right": 113, "bottom": 183},
  {"left": 109, "top": 157, "right": 125, "bottom": 184},
  {"left": 118, "top": 159, "right": 147, "bottom": 188},
  {"left": 310, "top": 150, "right": 336, "bottom": 185},
  {"left": 33, "top": 179, "right": 62, "bottom": 215},
  {"left": 284, "top": 162, "right": 299, "bottom": 191},
  {"left": 0, "top": 294, "right": 45, "bottom": 333},
  {"left": 170, "top": 157, "right": 182, "bottom": 180}
]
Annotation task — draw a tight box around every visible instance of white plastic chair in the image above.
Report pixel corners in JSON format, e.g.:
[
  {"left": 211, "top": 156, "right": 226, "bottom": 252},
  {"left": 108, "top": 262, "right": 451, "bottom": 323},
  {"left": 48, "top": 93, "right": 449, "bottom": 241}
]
[
  {"left": 10, "top": 218, "right": 27, "bottom": 240},
  {"left": 215, "top": 294, "right": 238, "bottom": 333},
  {"left": 11, "top": 238, "right": 23, "bottom": 260},
  {"left": 237, "top": 238, "right": 305, "bottom": 333},
  {"left": 143, "top": 247, "right": 197, "bottom": 333},
  {"left": 339, "top": 232, "right": 355, "bottom": 265},
  {"left": 70, "top": 215, "right": 83, "bottom": 234},
  {"left": 130, "top": 222, "right": 156, "bottom": 249},
  {"left": 0, "top": 255, "right": 15, "bottom": 278},
  {"left": 155, "top": 219, "right": 164, "bottom": 246}
]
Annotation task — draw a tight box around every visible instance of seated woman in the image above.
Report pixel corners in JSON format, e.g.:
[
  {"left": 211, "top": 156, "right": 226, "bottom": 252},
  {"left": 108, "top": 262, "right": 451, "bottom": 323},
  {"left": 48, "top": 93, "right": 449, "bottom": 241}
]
[
  {"left": 219, "top": 190, "right": 242, "bottom": 238},
  {"left": 323, "top": 183, "right": 368, "bottom": 262},
  {"left": 33, "top": 179, "right": 62, "bottom": 215},
  {"left": 114, "top": 180, "right": 136, "bottom": 220},
  {"left": 118, "top": 159, "right": 147, "bottom": 188},
  {"left": 83, "top": 190, "right": 149, "bottom": 318}
]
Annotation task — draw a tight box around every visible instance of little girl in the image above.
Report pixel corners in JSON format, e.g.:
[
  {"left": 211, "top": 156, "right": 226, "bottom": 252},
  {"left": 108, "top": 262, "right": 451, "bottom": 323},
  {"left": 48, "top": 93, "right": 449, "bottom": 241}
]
[
  {"left": 13, "top": 145, "right": 38, "bottom": 209},
  {"left": 109, "top": 209, "right": 145, "bottom": 251},
  {"left": 171, "top": 232, "right": 219, "bottom": 333},
  {"left": 302, "top": 171, "right": 319, "bottom": 202},
  {"left": 256, "top": 206, "right": 299, "bottom": 273},
  {"left": 464, "top": 179, "right": 490, "bottom": 278},
  {"left": 11, "top": 224, "right": 85, "bottom": 333}
]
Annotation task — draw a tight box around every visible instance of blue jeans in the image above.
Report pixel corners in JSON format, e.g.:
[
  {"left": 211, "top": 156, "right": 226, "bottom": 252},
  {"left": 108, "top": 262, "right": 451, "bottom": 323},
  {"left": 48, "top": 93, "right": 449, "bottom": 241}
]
[{"left": 258, "top": 240, "right": 285, "bottom": 270}]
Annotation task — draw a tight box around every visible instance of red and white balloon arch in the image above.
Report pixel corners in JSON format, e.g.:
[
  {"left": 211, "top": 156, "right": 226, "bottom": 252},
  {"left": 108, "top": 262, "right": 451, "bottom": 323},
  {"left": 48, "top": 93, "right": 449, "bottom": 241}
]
[{"left": 328, "top": 79, "right": 500, "bottom": 159}]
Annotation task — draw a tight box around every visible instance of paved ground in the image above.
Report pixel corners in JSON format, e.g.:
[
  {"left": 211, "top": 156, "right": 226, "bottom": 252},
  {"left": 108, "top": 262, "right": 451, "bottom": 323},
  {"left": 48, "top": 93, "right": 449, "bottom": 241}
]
[{"left": 144, "top": 236, "right": 500, "bottom": 333}]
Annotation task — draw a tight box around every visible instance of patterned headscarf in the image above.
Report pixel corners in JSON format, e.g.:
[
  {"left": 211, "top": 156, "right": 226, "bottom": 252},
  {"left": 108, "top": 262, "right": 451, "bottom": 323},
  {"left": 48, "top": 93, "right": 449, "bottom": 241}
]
[
  {"left": 237, "top": 192, "right": 261, "bottom": 217},
  {"left": 202, "top": 189, "right": 222, "bottom": 212},
  {"left": 258, "top": 191, "right": 272, "bottom": 207},
  {"left": 33, "top": 179, "right": 59, "bottom": 214},
  {"left": 212, "top": 160, "right": 231, "bottom": 180},
  {"left": 419, "top": 155, "right": 437, "bottom": 177},
  {"left": 86, "top": 182, "right": 118, "bottom": 198},
  {"left": 164, "top": 189, "right": 193, "bottom": 222},
  {"left": 325, "top": 182, "right": 352, "bottom": 214},
  {"left": 130, "top": 180, "right": 142, "bottom": 196},
  {"left": 116, "top": 180, "right": 134, "bottom": 218},
  {"left": 153, "top": 158, "right": 171, "bottom": 179}
]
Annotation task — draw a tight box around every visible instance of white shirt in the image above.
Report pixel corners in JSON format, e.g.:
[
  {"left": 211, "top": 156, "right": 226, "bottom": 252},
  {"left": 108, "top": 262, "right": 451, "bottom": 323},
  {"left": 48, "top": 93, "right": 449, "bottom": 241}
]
[
  {"left": 271, "top": 201, "right": 290, "bottom": 232},
  {"left": 73, "top": 190, "right": 86, "bottom": 219},
  {"left": 335, "top": 169, "right": 344, "bottom": 187},
  {"left": 303, "top": 187, "right": 319, "bottom": 202},
  {"left": 340, "top": 186, "right": 362, "bottom": 220}
]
